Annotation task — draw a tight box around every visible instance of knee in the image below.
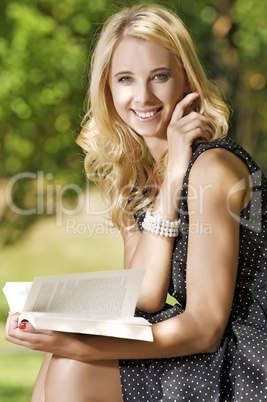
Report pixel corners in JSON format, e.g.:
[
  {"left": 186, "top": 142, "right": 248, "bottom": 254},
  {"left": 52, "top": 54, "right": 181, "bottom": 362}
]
[{"left": 44, "top": 356, "right": 123, "bottom": 402}]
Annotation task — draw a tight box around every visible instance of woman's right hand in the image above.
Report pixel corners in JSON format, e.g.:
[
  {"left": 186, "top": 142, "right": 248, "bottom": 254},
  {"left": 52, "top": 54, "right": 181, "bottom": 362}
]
[
  {"left": 167, "top": 92, "right": 215, "bottom": 179},
  {"left": 123, "top": 94, "right": 215, "bottom": 313}
]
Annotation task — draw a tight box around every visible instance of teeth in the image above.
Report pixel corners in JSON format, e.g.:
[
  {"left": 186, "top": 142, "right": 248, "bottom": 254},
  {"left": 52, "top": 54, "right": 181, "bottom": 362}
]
[{"left": 135, "top": 109, "right": 158, "bottom": 118}]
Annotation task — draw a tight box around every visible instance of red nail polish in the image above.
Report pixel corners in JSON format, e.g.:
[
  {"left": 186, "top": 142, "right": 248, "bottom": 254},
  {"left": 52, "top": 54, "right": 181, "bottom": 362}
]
[
  {"left": 19, "top": 322, "right": 26, "bottom": 330},
  {"left": 194, "top": 91, "right": 199, "bottom": 94},
  {"left": 7, "top": 312, "right": 10, "bottom": 318}
]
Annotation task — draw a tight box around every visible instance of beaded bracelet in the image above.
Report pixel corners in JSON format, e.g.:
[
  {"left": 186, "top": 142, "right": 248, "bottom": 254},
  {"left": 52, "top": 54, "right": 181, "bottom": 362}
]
[{"left": 142, "top": 209, "right": 181, "bottom": 237}]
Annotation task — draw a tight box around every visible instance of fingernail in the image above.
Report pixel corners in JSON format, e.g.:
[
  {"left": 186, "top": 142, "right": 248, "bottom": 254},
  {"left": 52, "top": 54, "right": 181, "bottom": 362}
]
[
  {"left": 194, "top": 91, "right": 199, "bottom": 94},
  {"left": 19, "top": 322, "right": 26, "bottom": 330},
  {"left": 14, "top": 312, "right": 20, "bottom": 316},
  {"left": 7, "top": 312, "right": 10, "bottom": 318}
]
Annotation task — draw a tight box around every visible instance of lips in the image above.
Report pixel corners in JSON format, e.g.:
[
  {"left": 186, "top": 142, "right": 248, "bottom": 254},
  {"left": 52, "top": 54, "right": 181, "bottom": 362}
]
[{"left": 133, "top": 107, "right": 162, "bottom": 119}]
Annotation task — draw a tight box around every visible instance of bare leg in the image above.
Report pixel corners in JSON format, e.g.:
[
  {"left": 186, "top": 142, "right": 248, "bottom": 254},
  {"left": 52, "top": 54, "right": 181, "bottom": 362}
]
[
  {"left": 44, "top": 355, "right": 123, "bottom": 402},
  {"left": 31, "top": 353, "right": 52, "bottom": 402}
]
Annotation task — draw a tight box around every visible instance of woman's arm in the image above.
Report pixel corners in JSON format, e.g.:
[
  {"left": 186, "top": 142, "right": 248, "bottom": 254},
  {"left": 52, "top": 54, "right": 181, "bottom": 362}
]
[
  {"left": 121, "top": 174, "right": 180, "bottom": 313},
  {"left": 6, "top": 148, "right": 251, "bottom": 361},
  {"left": 122, "top": 92, "right": 215, "bottom": 313}
]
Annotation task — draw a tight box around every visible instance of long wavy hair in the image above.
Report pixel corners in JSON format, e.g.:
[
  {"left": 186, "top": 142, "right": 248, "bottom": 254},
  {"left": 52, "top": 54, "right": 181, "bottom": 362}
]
[{"left": 76, "top": 4, "right": 230, "bottom": 229}]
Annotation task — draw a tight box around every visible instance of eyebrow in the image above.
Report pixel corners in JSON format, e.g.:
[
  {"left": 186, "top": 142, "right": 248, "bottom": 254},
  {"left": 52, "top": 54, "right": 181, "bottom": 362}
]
[{"left": 114, "top": 67, "right": 172, "bottom": 77}]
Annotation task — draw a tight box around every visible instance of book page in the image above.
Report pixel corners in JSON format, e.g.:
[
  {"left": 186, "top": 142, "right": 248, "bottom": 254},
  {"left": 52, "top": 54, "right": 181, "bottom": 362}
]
[
  {"left": 22, "top": 269, "right": 145, "bottom": 319},
  {"left": 3, "top": 282, "right": 32, "bottom": 313}
]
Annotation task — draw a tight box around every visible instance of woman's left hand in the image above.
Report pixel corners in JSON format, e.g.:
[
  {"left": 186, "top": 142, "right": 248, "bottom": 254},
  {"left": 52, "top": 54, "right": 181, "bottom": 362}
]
[{"left": 167, "top": 92, "right": 215, "bottom": 179}]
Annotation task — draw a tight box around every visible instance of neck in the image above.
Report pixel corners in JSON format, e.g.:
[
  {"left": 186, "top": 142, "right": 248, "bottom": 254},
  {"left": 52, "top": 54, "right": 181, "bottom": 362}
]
[{"left": 144, "top": 137, "right": 168, "bottom": 163}]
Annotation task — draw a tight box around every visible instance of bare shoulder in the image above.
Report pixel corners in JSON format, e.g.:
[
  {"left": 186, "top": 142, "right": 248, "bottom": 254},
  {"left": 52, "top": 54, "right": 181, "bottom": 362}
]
[
  {"left": 190, "top": 146, "right": 251, "bottom": 185},
  {"left": 189, "top": 145, "right": 252, "bottom": 211}
]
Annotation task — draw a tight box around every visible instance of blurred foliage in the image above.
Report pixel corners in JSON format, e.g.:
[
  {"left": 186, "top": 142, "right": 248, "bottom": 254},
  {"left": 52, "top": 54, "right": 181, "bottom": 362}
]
[
  {"left": 0, "top": 0, "right": 266, "bottom": 245},
  {"left": 0, "top": 350, "right": 44, "bottom": 402}
]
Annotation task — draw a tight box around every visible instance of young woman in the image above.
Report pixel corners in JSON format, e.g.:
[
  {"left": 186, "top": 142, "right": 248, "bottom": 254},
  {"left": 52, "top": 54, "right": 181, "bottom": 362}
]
[{"left": 6, "top": 4, "right": 266, "bottom": 401}]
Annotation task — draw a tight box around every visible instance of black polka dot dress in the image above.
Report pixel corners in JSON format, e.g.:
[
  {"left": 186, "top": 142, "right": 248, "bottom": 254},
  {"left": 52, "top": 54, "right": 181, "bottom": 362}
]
[{"left": 119, "top": 138, "right": 267, "bottom": 401}]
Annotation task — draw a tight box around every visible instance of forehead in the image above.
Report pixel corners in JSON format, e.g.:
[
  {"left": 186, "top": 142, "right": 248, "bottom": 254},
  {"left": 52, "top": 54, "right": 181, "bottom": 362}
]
[{"left": 110, "top": 36, "right": 178, "bottom": 72}]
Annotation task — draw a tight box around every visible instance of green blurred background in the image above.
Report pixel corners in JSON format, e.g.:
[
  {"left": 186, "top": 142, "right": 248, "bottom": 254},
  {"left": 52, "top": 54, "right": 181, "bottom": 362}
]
[{"left": 0, "top": 0, "right": 266, "bottom": 400}]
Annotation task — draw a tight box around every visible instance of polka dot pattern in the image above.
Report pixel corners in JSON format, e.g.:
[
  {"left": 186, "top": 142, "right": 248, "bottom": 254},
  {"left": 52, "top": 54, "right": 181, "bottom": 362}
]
[{"left": 120, "top": 138, "right": 267, "bottom": 401}]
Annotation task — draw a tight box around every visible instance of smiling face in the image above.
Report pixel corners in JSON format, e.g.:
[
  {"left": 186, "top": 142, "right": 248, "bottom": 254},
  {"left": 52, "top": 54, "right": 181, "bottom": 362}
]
[{"left": 109, "top": 36, "right": 187, "bottom": 151}]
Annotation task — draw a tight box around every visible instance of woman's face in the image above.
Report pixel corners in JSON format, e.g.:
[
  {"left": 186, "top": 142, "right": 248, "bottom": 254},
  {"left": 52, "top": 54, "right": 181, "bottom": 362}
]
[{"left": 109, "top": 36, "right": 187, "bottom": 142}]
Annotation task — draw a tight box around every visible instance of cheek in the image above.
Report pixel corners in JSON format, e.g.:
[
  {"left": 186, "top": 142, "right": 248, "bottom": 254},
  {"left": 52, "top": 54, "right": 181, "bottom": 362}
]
[
  {"left": 157, "top": 84, "right": 184, "bottom": 109},
  {"left": 170, "top": 85, "right": 185, "bottom": 104},
  {"left": 111, "top": 87, "right": 131, "bottom": 112}
]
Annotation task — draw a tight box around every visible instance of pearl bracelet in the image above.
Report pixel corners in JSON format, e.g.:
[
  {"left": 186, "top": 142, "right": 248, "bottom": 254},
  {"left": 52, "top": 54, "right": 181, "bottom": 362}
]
[{"left": 142, "top": 209, "right": 181, "bottom": 237}]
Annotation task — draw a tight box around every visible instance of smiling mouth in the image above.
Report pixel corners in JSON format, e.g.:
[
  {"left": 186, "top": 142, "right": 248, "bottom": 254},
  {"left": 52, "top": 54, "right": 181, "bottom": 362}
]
[{"left": 133, "top": 107, "right": 162, "bottom": 119}]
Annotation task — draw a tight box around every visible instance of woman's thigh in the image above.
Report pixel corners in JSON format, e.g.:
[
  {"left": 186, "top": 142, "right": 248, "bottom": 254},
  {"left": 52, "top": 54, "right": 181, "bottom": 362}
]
[
  {"left": 31, "top": 353, "right": 52, "bottom": 402},
  {"left": 32, "top": 354, "right": 123, "bottom": 402}
]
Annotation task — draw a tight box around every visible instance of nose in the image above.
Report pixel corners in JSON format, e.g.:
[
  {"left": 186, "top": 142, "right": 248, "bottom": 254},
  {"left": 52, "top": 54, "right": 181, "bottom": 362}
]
[{"left": 134, "top": 81, "right": 154, "bottom": 105}]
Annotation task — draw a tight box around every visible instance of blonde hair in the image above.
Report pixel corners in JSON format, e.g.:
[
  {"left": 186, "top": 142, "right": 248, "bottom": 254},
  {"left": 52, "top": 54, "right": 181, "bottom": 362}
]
[{"left": 77, "top": 4, "right": 230, "bottom": 229}]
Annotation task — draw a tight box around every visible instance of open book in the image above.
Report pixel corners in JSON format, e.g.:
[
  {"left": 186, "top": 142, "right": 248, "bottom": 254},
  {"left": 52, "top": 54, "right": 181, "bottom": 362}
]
[{"left": 3, "top": 269, "right": 153, "bottom": 342}]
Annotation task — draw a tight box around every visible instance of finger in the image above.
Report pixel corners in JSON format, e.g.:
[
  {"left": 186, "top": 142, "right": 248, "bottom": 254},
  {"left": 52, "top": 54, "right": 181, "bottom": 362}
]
[
  {"left": 6, "top": 313, "right": 24, "bottom": 340},
  {"left": 6, "top": 312, "right": 19, "bottom": 336},
  {"left": 18, "top": 321, "right": 34, "bottom": 331},
  {"left": 6, "top": 321, "right": 54, "bottom": 351},
  {"left": 173, "top": 112, "right": 215, "bottom": 138},
  {"left": 184, "top": 108, "right": 215, "bottom": 133},
  {"left": 170, "top": 91, "right": 200, "bottom": 124},
  {"left": 185, "top": 126, "right": 214, "bottom": 143},
  {"left": 188, "top": 116, "right": 215, "bottom": 137},
  {"left": 185, "top": 122, "right": 215, "bottom": 141},
  {"left": 5, "top": 313, "right": 30, "bottom": 346},
  {"left": 186, "top": 109, "right": 194, "bottom": 115},
  {"left": 16, "top": 321, "right": 53, "bottom": 336},
  {"left": 6, "top": 314, "right": 52, "bottom": 340}
]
